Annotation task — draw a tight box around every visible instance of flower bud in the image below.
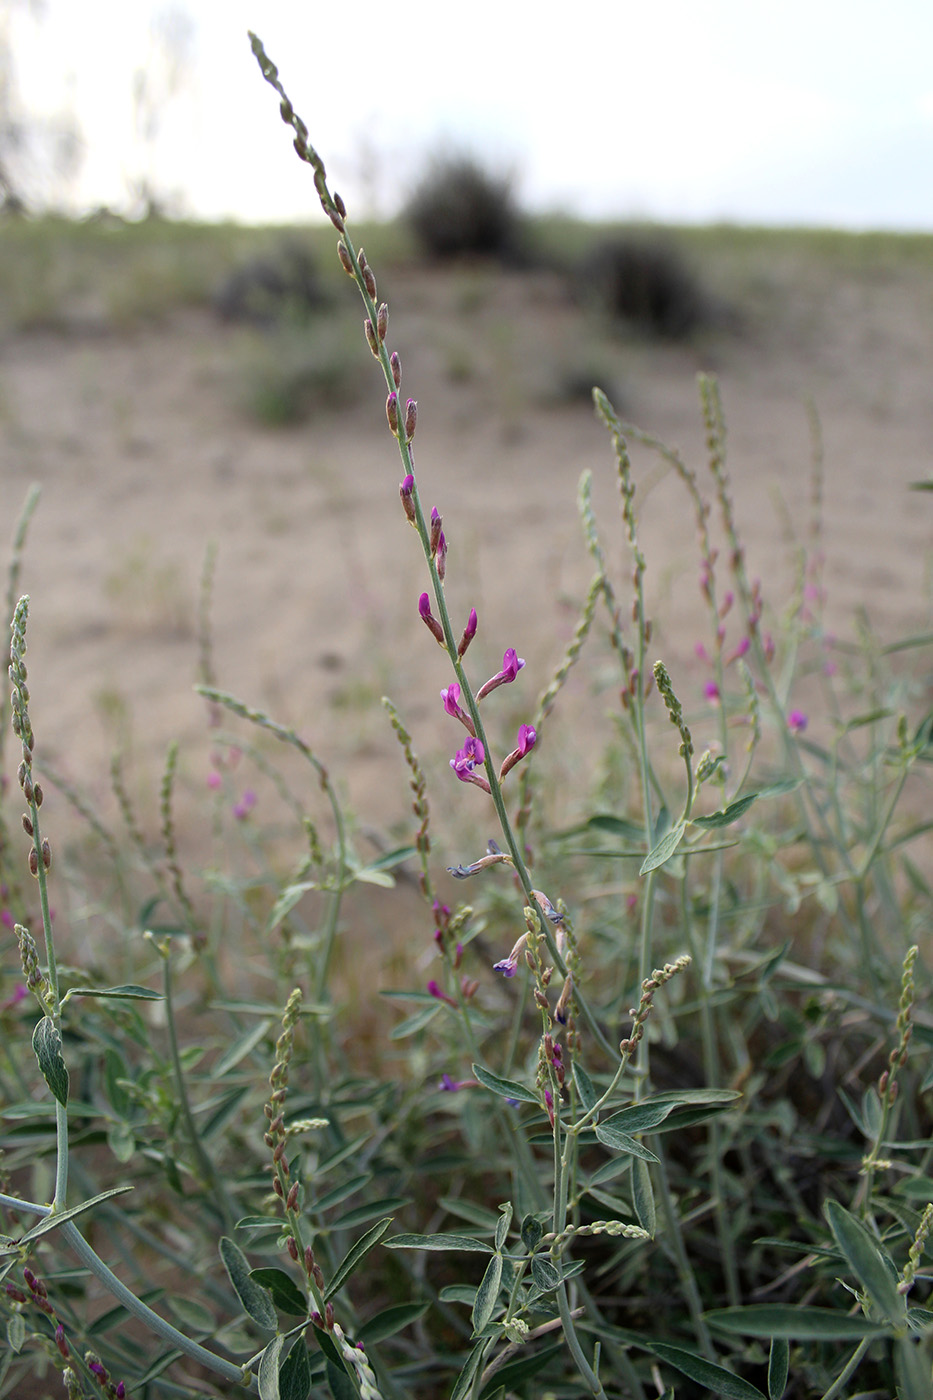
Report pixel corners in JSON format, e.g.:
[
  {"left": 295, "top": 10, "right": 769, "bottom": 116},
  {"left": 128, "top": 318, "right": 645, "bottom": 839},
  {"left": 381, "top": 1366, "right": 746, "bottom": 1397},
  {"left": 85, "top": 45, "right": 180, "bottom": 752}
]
[
  {"left": 28, "top": 848, "right": 38, "bottom": 877},
  {"left": 287, "top": 1236, "right": 299, "bottom": 1261},
  {"left": 457, "top": 607, "right": 478, "bottom": 659},
  {"left": 376, "top": 303, "right": 388, "bottom": 341},
  {"left": 333, "top": 191, "right": 347, "bottom": 219},
  {"left": 41, "top": 839, "right": 51, "bottom": 871},
  {"left": 386, "top": 392, "right": 399, "bottom": 436},
  {"left": 429, "top": 508, "right": 443, "bottom": 557},
  {"left": 22, "top": 814, "right": 33, "bottom": 836},
  {"left": 286, "top": 1181, "right": 300, "bottom": 1212},
  {"left": 327, "top": 206, "right": 345, "bottom": 234},
  {"left": 362, "top": 265, "right": 377, "bottom": 300},
  {"left": 390, "top": 351, "right": 401, "bottom": 388},
  {"left": 336, "top": 241, "right": 353, "bottom": 276},
  {"left": 399, "top": 474, "right": 416, "bottom": 525},
  {"left": 364, "top": 319, "right": 378, "bottom": 357},
  {"left": 405, "top": 398, "right": 417, "bottom": 441}
]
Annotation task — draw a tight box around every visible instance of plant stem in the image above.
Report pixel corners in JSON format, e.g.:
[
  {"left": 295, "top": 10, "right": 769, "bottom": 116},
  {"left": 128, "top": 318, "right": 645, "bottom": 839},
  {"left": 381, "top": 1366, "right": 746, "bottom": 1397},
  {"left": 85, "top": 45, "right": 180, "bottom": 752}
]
[{"left": 0, "top": 1193, "right": 257, "bottom": 1392}]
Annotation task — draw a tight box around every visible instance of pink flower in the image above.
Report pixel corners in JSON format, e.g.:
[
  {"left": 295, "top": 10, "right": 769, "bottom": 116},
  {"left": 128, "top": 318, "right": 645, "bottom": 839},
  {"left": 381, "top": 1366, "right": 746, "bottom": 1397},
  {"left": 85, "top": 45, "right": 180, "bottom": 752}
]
[
  {"left": 233, "top": 789, "right": 257, "bottom": 820},
  {"left": 704, "top": 681, "right": 720, "bottom": 703},
  {"left": 476, "top": 648, "right": 525, "bottom": 701},
  {"left": 787, "top": 710, "right": 808, "bottom": 734},
  {"left": 450, "top": 737, "right": 491, "bottom": 793},
  {"left": 499, "top": 724, "right": 537, "bottom": 779}
]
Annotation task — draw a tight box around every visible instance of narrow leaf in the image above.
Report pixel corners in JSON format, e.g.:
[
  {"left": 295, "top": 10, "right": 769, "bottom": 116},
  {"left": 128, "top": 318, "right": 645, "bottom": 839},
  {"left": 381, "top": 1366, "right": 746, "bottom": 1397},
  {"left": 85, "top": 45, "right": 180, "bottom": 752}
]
[
  {"left": 572, "top": 1062, "right": 598, "bottom": 1113},
  {"left": 213, "top": 1019, "right": 273, "bottom": 1078},
  {"left": 64, "top": 984, "right": 162, "bottom": 1001},
  {"left": 471, "top": 1062, "right": 540, "bottom": 1104},
  {"left": 384, "top": 1232, "right": 493, "bottom": 1254},
  {"left": 639, "top": 822, "right": 686, "bottom": 875},
  {"left": 603, "top": 1101, "right": 677, "bottom": 1133},
  {"left": 18, "top": 1187, "right": 133, "bottom": 1244},
  {"left": 258, "top": 1335, "right": 285, "bottom": 1400},
  {"left": 389, "top": 1004, "right": 442, "bottom": 1040},
  {"left": 356, "top": 1301, "right": 430, "bottom": 1346},
  {"left": 219, "top": 1237, "right": 277, "bottom": 1330},
  {"left": 706, "top": 1304, "right": 888, "bottom": 1339},
  {"left": 768, "top": 1338, "right": 789, "bottom": 1400},
  {"left": 823, "top": 1199, "right": 908, "bottom": 1328},
  {"left": 279, "top": 1338, "right": 313, "bottom": 1400},
  {"left": 472, "top": 1253, "right": 503, "bottom": 1334},
  {"left": 450, "top": 1340, "right": 487, "bottom": 1400},
  {"left": 324, "top": 1217, "right": 393, "bottom": 1300},
  {"left": 32, "top": 1017, "right": 69, "bottom": 1106},
  {"left": 632, "top": 1157, "right": 656, "bottom": 1237},
  {"left": 648, "top": 1341, "right": 766, "bottom": 1399},
  {"left": 595, "top": 1123, "right": 660, "bottom": 1163},
  {"left": 494, "top": 1204, "right": 512, "bottom": 1251},
  {"left": 692, "top": 793, "right": 759, "bottom": 829}
]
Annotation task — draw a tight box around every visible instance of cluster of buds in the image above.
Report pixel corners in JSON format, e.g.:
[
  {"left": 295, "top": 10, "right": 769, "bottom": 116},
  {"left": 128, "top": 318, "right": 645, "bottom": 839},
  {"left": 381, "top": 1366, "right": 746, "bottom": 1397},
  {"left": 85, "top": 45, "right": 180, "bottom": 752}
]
[
  {"left": 85, "top": 1351, "right": 126, "bottom": 1399},
  {"left": 332, "top": 1322, "right": 383, "bottom": 1400},
  {"left": 16, "top": 923, "right": 51, "bottom": 1011},
  {"left": 10, "top": 598, "right": 50, "bottom": 879},
  {"left": 653, "top": 661, "right": 693, "bottom": 762},
  {"left": 879, "top": 944, "right": 918, "bottom": 1108},
  {"left": 619, "top": 956, "right": 691, "bottom": 1057},
  {"left": 263, "top": 988, "right": 302, "bottom": 1213}
]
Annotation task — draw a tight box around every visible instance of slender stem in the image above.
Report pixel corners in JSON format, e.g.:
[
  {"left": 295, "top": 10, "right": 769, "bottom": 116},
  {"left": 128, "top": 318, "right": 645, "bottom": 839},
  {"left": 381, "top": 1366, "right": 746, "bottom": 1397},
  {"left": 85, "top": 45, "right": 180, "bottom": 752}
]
[
  {"left": 0, "top": 1193, "right": 257, "bottom": 1392},
  {"left": 818, "top": 1335, "right": 872, "bottom": 1400}
]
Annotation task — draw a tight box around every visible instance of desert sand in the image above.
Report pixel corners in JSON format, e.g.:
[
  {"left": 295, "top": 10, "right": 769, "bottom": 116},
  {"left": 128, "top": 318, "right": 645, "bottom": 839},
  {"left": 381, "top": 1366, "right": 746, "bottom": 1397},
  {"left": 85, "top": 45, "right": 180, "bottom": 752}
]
[{"left": 1, "top": 250, "right": 930, "bottom": 889}]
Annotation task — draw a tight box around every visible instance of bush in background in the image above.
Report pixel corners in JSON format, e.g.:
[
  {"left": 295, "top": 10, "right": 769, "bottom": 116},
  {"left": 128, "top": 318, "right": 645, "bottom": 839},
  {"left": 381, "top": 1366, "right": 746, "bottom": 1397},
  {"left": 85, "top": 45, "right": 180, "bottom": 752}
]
[
  {"left": 405, "top": 153, "right": 525, "bottom": 263},
  {"left": 580, "top": 233, "right": 708, "bottom": 339}
]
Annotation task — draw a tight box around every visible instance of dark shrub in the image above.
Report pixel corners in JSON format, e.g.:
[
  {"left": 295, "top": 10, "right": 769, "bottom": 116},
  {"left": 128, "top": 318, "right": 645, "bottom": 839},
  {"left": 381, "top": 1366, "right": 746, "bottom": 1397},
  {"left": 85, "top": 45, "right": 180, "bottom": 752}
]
[
  {"left": 580, "top": 235, "right": 707, "bottom": 339},
  {"left": 214, "top": 241, "right": 329, "bottom": 324},
  {"left": 405, "top": 154, "right": 524, "bottom": 263}
]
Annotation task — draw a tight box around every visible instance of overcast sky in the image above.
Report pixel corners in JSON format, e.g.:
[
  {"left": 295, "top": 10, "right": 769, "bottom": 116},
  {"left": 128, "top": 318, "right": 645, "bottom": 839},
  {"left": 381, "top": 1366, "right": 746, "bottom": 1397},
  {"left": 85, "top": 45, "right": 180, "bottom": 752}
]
[{"left": 9, "top": 0, "right": 933, "bottom": 229}]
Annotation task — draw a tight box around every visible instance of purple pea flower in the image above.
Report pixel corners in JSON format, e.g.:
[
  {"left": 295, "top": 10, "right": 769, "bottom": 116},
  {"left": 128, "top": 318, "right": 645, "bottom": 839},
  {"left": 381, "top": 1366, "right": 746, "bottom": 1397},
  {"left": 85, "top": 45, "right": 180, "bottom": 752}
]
[
  {"left": 233, "top": 789, "right": 256, "bottom": 821},
  {"left": 476, "top": 648, "right": 525, "bottom": 701},
  {"left": 450, "top": 736, "right": 491, "bottom": 794},
  {"left": 493, "top": 931, "right": 529, "bottom": 978},
  {"left": 441, "top": 682, "right": 475, "bottom": 736},
  {"left": 788, "top": 709, "right": 808, "bottom": 734},
  {"left": 499, "top": 723, "right": 537, "bottom": 779}
]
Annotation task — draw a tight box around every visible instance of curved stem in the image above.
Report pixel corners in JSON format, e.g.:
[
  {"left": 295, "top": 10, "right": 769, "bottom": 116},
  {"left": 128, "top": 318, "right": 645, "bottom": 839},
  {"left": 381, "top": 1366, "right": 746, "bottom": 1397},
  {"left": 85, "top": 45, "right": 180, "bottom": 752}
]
[{"left": 0, "top": 1193, "right": 257, "bottom": 1392}]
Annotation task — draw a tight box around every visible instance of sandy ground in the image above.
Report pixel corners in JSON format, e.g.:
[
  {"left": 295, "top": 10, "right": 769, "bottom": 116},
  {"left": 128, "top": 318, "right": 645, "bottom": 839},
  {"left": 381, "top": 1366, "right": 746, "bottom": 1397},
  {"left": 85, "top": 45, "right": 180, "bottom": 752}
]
[{"left": 1, "top": 255, "right": 931, "bottom": 890}]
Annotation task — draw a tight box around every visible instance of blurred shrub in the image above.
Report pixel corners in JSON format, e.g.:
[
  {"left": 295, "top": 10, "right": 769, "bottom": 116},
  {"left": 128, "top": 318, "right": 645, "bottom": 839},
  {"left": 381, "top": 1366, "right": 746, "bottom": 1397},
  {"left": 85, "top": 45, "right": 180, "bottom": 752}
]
[
  {"left": 214, "top": 241, "right": 330, "bottom": 325},
  {"left": 235, "top": 317, "right": 366, "bottom": 426},
  {"left": 405, "top": 154, "right": 525, "bottom": 263},
  {"left": 580, "top": 234, "right": 708, "bottom": 339}
]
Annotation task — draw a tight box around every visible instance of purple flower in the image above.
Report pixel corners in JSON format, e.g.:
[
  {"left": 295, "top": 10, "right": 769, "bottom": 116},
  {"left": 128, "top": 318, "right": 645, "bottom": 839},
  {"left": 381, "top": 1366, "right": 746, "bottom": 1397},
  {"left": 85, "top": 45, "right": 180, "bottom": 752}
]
[
  {"left": 788, "top": 709, "right": 808, "bottom": 734},
  {"left": 499, "top": 723, "right": 537, "bottom": 779},
  {"left": 441, "top": 683, "right": 475, "bottom": 735},
  {"left": 399, "top": 474, "right": 416, "bottom": 524},
  {"left": 476, "top": 648, "right": 525, "bottom": 701},
  {"left": 494, "top": 932, "right": 529, "bottom": 978},
  {"left": 233, "top": 789, "right": 256, "bottom": 821},
  {"left": 724, "top": 636, "right": 750, "bottom": 665},
  {"left": 450, "top": 737, "right": 491, "bottom": 793},
  {"left": 704, "top": 680, "right": 721, "bottom": 703}
]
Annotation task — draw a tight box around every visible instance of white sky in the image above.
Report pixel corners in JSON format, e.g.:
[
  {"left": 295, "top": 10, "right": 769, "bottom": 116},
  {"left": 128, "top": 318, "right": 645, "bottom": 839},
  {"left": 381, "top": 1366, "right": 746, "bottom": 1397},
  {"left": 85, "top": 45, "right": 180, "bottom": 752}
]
[{"left": 9, "top": 0, "right": 933, "bottom": 228}]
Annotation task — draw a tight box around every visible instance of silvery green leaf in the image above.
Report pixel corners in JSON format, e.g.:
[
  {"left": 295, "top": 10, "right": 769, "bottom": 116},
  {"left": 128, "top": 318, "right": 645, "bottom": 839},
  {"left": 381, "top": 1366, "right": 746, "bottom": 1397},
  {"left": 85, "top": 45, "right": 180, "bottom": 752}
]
[
  {"left": 823, "top": 1199, "right": 907, "bottom": 1329},
  {"left": 219, "top": 1236, "right": 277, "bottom": 1330},
  {"left": 258, "top": 1335, "right": 285, "bottom": 1400},
  {"left": 32, "top": 1017, "right": 68, "bottom": 1106},
  {"left": 471, "top": 1063, "right": 539, "bottom": 1104},
  {"left": 472, "top": 1253, "right": 502, "bottom": 1334},
  {"left": 594, "top": 1123, "right": 660, "bottom": 1162},
  {"left": 640, "top": 822, "right": 686, "bottom": 875},
  {"left": 494, "top": 1203, "right": 512, "bottom": 1251},
  {"left": 530, "top": 1256, "right": 561, "bottom": 1291}
]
